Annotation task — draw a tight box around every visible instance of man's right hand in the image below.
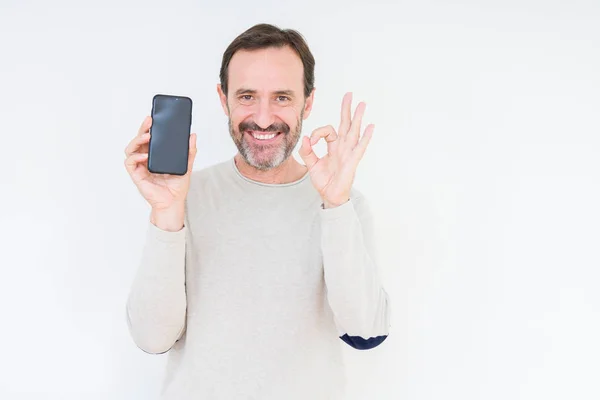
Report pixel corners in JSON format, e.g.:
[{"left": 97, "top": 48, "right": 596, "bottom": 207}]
[{"left": 124, "top": 116, "right": 197, "bottom": 231}]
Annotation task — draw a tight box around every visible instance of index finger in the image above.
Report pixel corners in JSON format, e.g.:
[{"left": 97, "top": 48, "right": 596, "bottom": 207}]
[
  {"left": 137, "top": 116, "right": 152, "bottom": 136},
  {"left": 309, "top": 125, "right": 338, "bottom": 145}
]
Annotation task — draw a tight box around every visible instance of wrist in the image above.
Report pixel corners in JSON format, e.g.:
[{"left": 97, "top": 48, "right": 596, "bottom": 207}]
[
  {"left": 150, "top": 203, "right": 185, "bottom": 232},
  {"left": 322, "top": 197, "right": 350, "bottom": 209}
]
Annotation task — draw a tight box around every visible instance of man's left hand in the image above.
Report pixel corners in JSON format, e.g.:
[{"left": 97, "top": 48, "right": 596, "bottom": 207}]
[{"left": 299, "top": 92, "right": 375, "bottom": 209}]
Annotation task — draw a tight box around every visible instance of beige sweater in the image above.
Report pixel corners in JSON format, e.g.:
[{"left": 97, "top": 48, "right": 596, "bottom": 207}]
[{"left": 126, "top": 156, "right": 391, "bottom": 399}]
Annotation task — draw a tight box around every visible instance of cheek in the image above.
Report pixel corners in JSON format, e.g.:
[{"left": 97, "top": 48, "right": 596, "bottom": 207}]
[
  {"left": 278, "top": 108, "right": 300, "bottom": 127},
  {"left": 229, "top": 107, "right": 252, "bottom": 128}
]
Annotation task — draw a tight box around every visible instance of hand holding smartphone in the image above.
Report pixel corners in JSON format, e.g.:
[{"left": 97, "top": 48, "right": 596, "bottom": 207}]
[{"left": 123, "top": 94, "right": 197, "bottom": 231}]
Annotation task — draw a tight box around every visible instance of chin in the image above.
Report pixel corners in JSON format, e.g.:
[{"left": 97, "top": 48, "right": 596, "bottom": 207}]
[{"left": 245, "top": 151, "right": 288, "bottom": 171}]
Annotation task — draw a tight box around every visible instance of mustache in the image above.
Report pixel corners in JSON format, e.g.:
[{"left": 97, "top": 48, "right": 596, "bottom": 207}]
[{"left": 239, "top": 120, "right": 290, "bottom": 134}]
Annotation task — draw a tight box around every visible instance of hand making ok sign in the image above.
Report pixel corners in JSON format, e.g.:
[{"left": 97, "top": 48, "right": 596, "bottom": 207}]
[{"left": 299, "top": 92, "right": 375, "bottom": 209}]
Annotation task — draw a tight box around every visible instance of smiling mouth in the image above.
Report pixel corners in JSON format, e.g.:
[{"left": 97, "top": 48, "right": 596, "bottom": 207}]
[{"left": 246, "top": 131, "right": 282, "bottom": 141}]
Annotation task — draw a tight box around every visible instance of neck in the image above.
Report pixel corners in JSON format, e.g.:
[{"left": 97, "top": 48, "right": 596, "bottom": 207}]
[{"left": 234, "top": 153, "right": 308, "bottom": 184}]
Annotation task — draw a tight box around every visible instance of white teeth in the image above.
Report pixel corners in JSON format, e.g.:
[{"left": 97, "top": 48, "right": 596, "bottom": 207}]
[{"left": 251, "top": 132, "right": 277, "bottom": 140}]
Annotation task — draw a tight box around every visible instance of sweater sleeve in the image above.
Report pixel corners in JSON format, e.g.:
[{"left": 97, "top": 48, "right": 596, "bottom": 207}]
[
  {"left": 125, "top": 218, "right": 188, "bottom": 354},
  {"left": 320, "top": 190, "right": 391, "bottom": 350}
]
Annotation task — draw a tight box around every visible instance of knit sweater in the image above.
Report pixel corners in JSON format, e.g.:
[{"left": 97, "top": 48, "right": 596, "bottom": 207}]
[{"left": 126, "top": 156, "right": 391, "bottom": 399}]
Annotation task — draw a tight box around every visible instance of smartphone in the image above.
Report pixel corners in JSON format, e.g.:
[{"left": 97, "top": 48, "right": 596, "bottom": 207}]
[{"left": 147, "top": 94, "right": 193, "bottom": 175}]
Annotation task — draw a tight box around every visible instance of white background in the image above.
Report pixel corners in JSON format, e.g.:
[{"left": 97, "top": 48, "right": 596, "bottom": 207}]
[{"left": 1, "top": 0, "right": 599, "bottom": 399}]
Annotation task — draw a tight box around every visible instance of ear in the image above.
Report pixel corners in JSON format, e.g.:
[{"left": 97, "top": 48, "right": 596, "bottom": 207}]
[
  {"left": 302, "top": 88, "right": 316, "bottom": 120},
  {"left": 217, "top": 84, "right": 229, "bottom": 117}
]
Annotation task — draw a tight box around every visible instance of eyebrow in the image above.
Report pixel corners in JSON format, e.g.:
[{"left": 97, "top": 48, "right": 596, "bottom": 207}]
[{"left": 234, "top": 88, "right": 296, "bottom": 97}]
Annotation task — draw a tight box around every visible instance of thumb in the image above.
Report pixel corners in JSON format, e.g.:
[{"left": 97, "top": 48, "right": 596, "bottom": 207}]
[
  {"left": 298, "top": 136, "right": 319, "bottom": 170},
  {"left": 186, "top": 133, "right": 197, "bottom": 174}
]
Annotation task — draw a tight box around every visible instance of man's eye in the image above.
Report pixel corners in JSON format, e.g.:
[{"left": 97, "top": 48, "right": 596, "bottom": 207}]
[
  {"left": 277, "top": 96, "right": 290, "bottom": 102},
  {"left": 240, "top": 95, "right": 253, "bottom": 101}
]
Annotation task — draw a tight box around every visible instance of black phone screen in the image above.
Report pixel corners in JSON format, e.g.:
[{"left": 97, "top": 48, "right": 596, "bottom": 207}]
[{"left": 148, "top": 94, "right": 193, "bottom": 175}]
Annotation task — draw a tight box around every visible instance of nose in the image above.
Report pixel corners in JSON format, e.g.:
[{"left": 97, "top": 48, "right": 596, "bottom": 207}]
[{"left": 252, "top": 98, "right": 276, "bottom": 130}]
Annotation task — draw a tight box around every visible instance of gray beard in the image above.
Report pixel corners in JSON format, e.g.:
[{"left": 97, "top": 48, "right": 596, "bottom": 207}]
[{"left": 228, "top": 111, "right": 304, "bottom": 171}]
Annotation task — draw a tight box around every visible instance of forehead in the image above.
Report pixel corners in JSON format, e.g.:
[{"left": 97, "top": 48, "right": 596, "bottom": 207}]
[{"left": 227, "top": 46, "right": 304, "bottom": 93}]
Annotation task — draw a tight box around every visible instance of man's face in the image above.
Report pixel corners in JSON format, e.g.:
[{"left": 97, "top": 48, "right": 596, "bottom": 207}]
[{"left": 218, "top": 46, "right": 314, "bottom": 171}]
